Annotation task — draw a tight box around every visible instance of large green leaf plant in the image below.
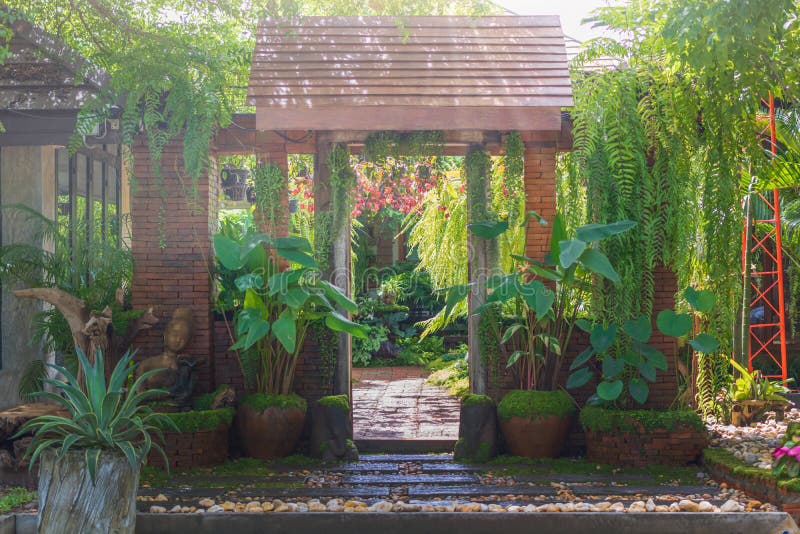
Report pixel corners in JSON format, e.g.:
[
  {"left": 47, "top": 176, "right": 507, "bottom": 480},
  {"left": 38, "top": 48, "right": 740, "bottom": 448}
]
[
  {"left": 214, "top": 232, "right": 366, "bottom": 396},
  {"left": 568, "top": 287, "right": 719, "bottom": 408},
  {"left": 445, "top": 214, "right": 635, "bottom": 391}
]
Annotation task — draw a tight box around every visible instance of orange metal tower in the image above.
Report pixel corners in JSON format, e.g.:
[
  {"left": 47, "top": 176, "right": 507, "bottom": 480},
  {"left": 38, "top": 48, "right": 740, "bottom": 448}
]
[{"left": 745, "top": 94, "right": 788, "bottom": 381}]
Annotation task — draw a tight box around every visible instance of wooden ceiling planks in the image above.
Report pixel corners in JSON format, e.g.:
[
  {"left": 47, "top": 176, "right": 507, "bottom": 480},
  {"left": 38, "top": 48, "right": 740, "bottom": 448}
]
[{"left": 248, "top": 16, "right": 573, "bottom": 132}]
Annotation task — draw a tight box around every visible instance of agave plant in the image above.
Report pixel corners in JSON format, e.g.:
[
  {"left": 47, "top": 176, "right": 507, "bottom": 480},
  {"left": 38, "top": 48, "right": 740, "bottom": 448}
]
[{"left": 14, "top": 348, "right": 176, "bottom": 482}]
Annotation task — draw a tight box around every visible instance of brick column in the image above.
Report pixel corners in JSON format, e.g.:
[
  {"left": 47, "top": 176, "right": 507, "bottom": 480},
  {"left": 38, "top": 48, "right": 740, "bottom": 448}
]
[
  {"left": 522, "top": 138, "right": 557, "bottom": 261},
  {"left": 131, "top": 137, "right": 218, "bottom": 393}
]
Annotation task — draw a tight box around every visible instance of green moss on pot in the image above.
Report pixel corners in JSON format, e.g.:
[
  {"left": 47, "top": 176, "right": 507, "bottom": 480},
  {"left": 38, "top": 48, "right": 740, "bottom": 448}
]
[
  {"left": 462, "top": 394, "right": 493, "bottom": 408},
  {"left": 580, "top": 406, "right": 704, "bottom": 433},
  {"left": 193, "top": 384, "right": 230, "bottom": 411},
  {"left": 497, "top": 390, "right": 575, "bottom": 421},
  {"left": 157, "top": 408, "right": 234, "bottom": 432},
  {"left": 241, "top": 393, "right": 307, "bottom": 413},
  {"left": 318, "top": 395, "right": 350, "bottom": 412}
]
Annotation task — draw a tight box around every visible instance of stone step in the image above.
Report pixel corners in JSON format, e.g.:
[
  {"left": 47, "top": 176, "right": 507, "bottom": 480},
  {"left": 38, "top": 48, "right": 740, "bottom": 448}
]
[
  {"left": 406, "top": 484, "right": 718, "bottom": 498},
  {"left": 342, "top": 473, "right": 479, "bottom": 486},
  {"left": 337, "top": 462, "right": 400, "bottom": 473},
  {"left": 510, "top": 473, "right": 655, "bottom": 484},
  {"left": 358, "top": 454, "right": 454, "bottom": 463},
  {"left": 139, "top": 485, "right": 391, "bottom": 502},
  {"left": 356, "top": 440, "right": 456, "bottom": 454}
]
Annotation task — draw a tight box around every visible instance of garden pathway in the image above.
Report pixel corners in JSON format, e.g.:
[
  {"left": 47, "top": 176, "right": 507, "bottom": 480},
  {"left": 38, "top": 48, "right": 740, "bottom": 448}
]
[{"left": 352, "top": 367, "right": 460, "bottom": 441}]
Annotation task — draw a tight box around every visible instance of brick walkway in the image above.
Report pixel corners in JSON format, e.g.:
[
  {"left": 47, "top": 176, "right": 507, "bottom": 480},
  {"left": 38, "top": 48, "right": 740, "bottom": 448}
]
[{"left": 352, "top": 367, "right": 460, "bottom": 440}]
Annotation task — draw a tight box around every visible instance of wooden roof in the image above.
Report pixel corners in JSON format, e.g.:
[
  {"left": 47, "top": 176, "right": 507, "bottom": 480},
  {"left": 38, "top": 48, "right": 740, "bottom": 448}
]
[
  {"left": 0, "top": 18, "right": 106, "bottom": 111},
  {"left": 248, "top": 16, "right": 573, "bottom": 131}
]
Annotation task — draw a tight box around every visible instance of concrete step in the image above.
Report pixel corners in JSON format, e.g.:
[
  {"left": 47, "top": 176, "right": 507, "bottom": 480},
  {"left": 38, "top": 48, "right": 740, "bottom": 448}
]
[
  {"left": 342, "top": 473, "right": 479, "bottom": 486},
  {"left": 358, "top": 453, "right": 454, "bottom": 463},
  {"left": 356, "top": 439, "right": 456, "bottom": 454}
]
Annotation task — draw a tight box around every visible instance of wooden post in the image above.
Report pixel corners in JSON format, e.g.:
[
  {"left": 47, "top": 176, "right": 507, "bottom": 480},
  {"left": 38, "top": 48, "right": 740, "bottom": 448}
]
[
  {"left": 466, "top": 144, "right": 495, "bottom": 395},
  {"left": 313, "top": 137, "right": 352, "bottom": 399}
]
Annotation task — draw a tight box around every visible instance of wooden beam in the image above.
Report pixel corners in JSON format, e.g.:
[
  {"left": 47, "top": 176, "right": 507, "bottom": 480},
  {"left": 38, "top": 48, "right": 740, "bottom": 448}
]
[{"left": 255, "top": 106, "right": 563, "bottom": 132}]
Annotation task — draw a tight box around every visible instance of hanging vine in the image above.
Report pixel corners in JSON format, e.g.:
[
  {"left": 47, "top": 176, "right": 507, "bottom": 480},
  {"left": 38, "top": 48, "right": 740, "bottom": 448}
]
[{"left": 253, "top": 163, "right": 286, "bottom": 235}]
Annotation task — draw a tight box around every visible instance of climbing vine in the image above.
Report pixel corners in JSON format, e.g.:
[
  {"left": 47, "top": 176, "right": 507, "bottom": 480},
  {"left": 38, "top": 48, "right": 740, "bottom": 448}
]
[
  {"left": 253, "top": 163, "right": 286, "bottom": 235},
  {"left": 363, "top": 131, "right": 445, "bottom": 162}
]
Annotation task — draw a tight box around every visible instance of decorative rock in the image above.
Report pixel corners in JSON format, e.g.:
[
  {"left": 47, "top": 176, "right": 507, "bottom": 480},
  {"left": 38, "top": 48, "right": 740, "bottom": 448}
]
[
  {"left": 245, "top": 501, "right": 262, "bottom": 512},
  {"left": 149, "top": 506, "right": 167, "bottom": 514},
  {"left": 220, "top": 501, "right": 235, "bottom": 512},
  {"left": 698, "top": 501, "right": 715, "bottom": 512},
  {"left": 645, "top": 499, "right": 656, "bottom": 512},
  {"left": 308, "top": 502, "right": 326, "bottom": 512},
  {"left": 678, "top": 500, "right": 699, "bottom": 512},
  {"left": 720, "top": 499, "right": 742, "bottom": 512},
  {"left": 261, "top": 502, "right": 274, "bottom": 512},
  {"left": 610, "top": 502, "right": 625, "bottom": 512},
  {"left": 198, "top": 498, "right": 215, "bottom": 508},
  {"left": 371, "top": 500, "right": 393, "bottom": 513},
  {"left": 274, "top": 504, "right": 291, "bottom": 513},
  {"left": 154, "top": 494, "right": 168, "bottom": 502},
  {"left": 206, "top": 505, "right": 224, "bottom": 513},
  {"left": 668, "top": 502, "right": 680, "bottom": 512},
  {"left": 627, "top": 501, "right": 646, "bottom": 513},
  {"left": 488, "top": 504, "right": 505, "bottom": 512},
  {"left": 169, "top": 505, "right": 181, "bottom": 513},
  {"left": 455, "top": 502, "right": 482, "bottom": 512}
]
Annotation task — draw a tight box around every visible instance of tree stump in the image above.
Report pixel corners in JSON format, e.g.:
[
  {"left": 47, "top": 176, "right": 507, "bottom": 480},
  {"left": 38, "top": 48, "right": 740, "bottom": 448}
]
[
  {"left": 38, "top": 450, "right": 139, "bottom": 534},
  {"left": 454, "top": 396, "right": 497, "bottom": 462},
  {"left": 310, "top": 396, "right": 358, "bottom": 462}
]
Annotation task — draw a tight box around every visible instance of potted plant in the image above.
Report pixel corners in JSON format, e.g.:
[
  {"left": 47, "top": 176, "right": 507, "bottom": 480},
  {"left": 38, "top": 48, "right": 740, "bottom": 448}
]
[
  {"left": 567, "top": 286, "right": 714, "bottom": 466},
  {"left": 729, "top": 359, "right": 790, "bottom": 426},
  {"left": 214, "top": 231, "right": 365, "bottom": 460},
  {"left": 450, "top": 215, "right": 635, "bottom": 458},
  {"left": 15, "top": 348, "right": 174, "bottom": 533}
]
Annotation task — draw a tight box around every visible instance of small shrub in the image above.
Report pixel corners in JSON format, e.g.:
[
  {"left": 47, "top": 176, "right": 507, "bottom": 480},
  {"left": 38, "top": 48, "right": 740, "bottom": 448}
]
[
  {"left": 318, "top": 394, "right": 350, "bottom": 412},
  {"left": 352, "top": 324, "right": 389, "bottom": 367},
  {"left": 157, "top": 408, "right": 234, "bottom": 432},
  {"left": 579, "top": 406, "right": 704, "bottom": 433},
  {"left": 241, "top": 393, "right": 307, "bottom": 412}
]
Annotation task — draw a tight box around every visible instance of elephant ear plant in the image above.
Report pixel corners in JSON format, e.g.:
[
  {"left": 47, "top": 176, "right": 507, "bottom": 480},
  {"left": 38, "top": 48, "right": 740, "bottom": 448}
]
[
  {"left": 14, "top": 348, "right": 175, "bottom": 533},
  {"left": 214, "top": 232, "right": 366, "bottom": 395},
  {"left": 567, "top": 286, "right": 719, "bottom": 407}
]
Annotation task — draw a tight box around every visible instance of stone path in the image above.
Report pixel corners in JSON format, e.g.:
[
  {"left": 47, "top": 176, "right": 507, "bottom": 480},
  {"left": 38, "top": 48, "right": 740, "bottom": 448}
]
[
  {"left": 139, "top": 453, "right": 775, "bottom": 515},
  {"left": 352, "top": 367, "right": 460, "bottom": 440}
]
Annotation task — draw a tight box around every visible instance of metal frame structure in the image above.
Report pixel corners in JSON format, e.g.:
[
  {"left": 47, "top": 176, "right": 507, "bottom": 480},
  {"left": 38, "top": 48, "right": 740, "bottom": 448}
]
[{"left": 745, "top": 94, "right": 789, "bottom": 381}]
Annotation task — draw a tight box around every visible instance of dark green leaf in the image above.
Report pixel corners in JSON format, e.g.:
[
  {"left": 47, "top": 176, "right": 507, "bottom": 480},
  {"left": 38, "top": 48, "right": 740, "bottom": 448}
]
[
  {"left": 549, "top": 214, "right": 568, "bottom": 262},
  {"left": 467, "top": 220, "right": 509, "bottom": 239},
  {"left": 520, "top": 210, "right": 548, "bottom": 228},
  {"left": 506, "top": 350, "right": 526, "bottom": 368},
  {"left": 567, "top": 367, "right": 593, "bottom": 389},
  {"left": 656, "top": 309, "right": 692, "bottom": 337},
  {"left": 443, "top": 284, "right": 470, "bottom": 320},
  {"left": 689, "top": 333, "right": 719, "bottom": 353},
  {"left": 501, "top": 324, "right": 523, "bottom": 344},
  {"left": 590, "top": 324, "right": 616, "bottom": 353},
  {"left": 243, "top": 319, "right": 270, "bottom": 350},
  {"left": 575, "top": 318, "right": 593, "bottom": 333},
  {"left": 326, "top": 312, "right": 368, "bottom": 339},
  {"left": 639, "top": 361, "right": 656, "bottom": 382},
  {"left": 576, "top": 220, "right": 637, "bottom": 242},
  {"left": 234, "top": 273, "right": 263, "bottom": 292},
  {"left": 282, "top": 286, "right": 311, "bottom": 309},
  {"left": 597, "top": 380, "right": 623, "bottom": 401},
  {"left": 579, "top": 248, "right": 620, "bottom": 283},
  {"left": 622, "top": 316, "right": 652, "bottom": 343},
  {"left": 273, "top": 310, "right": 297, "bottom": 353},
  {"left": 684, "top": 286, "right": 716, "bottom": 312},
  {"left": 558, "top": 239, "right": 587, "bottom": 269},
  {"left": 628, "top": 378, "right": 649, "bottom": 404},
  {"left": 636, "top": 342, "right": 667, "bottom": 371},
  {"left": 213, "top": 234, "right": 242, "bottom": 270},
  {"left": 276, "top": 247, "right": 317, "bottom": 268},
  {"left": 319, "top": 280, "right": 358, "bottom": 314},
  {"left": 274, "top": 236, "right": 313, "bottom": 253},
  {"left": 602, "top": 356, "right": 625, "bottom": 379},
  {"left": 569, "top": 347, "right": 594, "bottom": 370}
]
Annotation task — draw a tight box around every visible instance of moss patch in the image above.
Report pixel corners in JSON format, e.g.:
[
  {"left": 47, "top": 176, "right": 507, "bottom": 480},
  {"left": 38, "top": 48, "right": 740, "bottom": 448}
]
[
  {"left": 0, "top": 487, "right": 36, "bottom": 514},
  {"left": 579, "top": 406, "right": 704, "bottom": 433},
  {"left": 497, "top": 390, "right": 575, "bottom": 421},
  {"left": 241, "top": 393, "right": 307, "bottom": 413},
  {"left": 318, "top": 394, "right": 350, "bottom": 412},
  {"left": 193, "top": 384, "right": 230, "bottom": 411},
  {"left": 462, "top": 394, "right": 493, "bottom": 408},
  {"left": 157, "top": 408, "right": 234, "bottom": 432},
  {"left": 702, "top": 447, "right": 800, "bottom": 492}
]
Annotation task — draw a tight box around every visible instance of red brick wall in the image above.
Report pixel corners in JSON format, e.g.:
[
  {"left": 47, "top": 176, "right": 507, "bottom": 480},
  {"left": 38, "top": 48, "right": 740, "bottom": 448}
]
[
  {"left": 131, "top": 137, "right": 218, "bottom": 394},
  {"left": 522, "top": 138, "right": 557, "bottom": 261}
]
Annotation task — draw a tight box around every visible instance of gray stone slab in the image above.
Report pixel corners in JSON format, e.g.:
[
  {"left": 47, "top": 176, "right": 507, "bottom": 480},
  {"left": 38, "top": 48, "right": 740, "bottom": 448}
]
[
  {"left": 407, "top": 484, "right": 718, "bottom": 499},
  {"left": 511, "top": 473, "right": 654, "bottom": 484},
  {"left": 126, "top": 512, "right": 799, "bottom": 534},
  {"left": 336, "top": 462, "right": 399, "bottom": 472},
  {"left": 358, "top": 454, "right": 454, "bottom": 463},
  {"left": 421, "top": 463, "right": 483, "bottom": 473},
  {"left": 342, "top": 473, "right": 478, "bottom": 485}
]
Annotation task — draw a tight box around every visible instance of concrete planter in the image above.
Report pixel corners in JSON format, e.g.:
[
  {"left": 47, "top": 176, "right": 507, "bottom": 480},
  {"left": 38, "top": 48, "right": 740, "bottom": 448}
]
[{"left": 499, "top": 415, "right": 572, "bottom": 458}]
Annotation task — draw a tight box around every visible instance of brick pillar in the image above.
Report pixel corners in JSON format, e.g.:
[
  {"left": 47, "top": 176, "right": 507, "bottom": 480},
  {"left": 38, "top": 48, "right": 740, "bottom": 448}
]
[
  {"left": 646, "top": 267, "right": 681, "bottom": 409},
  {"left": 131, "top": 137, "right": 218, "bottom": 393},
  {"left": 522, "top": 138, "right": 557, "bottom": 261}
]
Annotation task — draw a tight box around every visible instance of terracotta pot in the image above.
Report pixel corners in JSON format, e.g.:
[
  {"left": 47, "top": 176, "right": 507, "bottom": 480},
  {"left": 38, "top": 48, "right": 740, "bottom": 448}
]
[
  {"left": 236, "top": 404, "right": 306, "bottom": 460},
  {"left": 499, "top": 414, "right": 572, "bottom": 458}
]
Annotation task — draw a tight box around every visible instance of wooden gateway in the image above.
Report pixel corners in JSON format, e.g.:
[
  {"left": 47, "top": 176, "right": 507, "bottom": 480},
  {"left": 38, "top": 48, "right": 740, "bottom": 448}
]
[{"left": 130, "top": 16, "right": 574, "bottom": 422}]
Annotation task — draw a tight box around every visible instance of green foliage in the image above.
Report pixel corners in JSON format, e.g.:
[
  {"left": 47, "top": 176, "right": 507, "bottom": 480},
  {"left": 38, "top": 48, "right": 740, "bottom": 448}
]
[
  {"left": 15, "top": 349, "right": 177, "bottom": 482},
  {"left": 0, "top": 205, "right": 133, "bottom": 362},
  {"left": 241, "top": 393, "right": 307, "bottom": 413},
  {"left": 703, "top": 447, "right": 800, "bottom": 491},
  {"left": 158, "top": 408, "right": 234, "bottom": 432},
  {"left": 569, "top": 286, "right": 718, "bottom": 407},
  {"left": 0, "top": 488, "right": 36, "bottom": 515},
  {"left": 253, "top": 164, "right": 286, "bottom": 235},
  {"left": 426, "top": 353, "right": 469, "bottom": 398},
  {"left": 728, "top": 359, "right": 790, "bottom": 403},
  {"left": 352, "top": 324, "right": 389, "bottom": 367},
  {"left": 214, "top": 231, "right": 365, "bottom": 395},
  {"left": 318, "top": 394, "right": 350, "bottom": 412},
  {"left": 579, "top": 406, "right": 704, "bottom": 434},
  {"left": 192, "top": 384, "right": 231, "bottom": 410},
  {"left": 364, "top": 131, "right": 445, "bottom": 161},
  {"left": 496, "top": 389, "right": 576, "bottom": 421}
]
